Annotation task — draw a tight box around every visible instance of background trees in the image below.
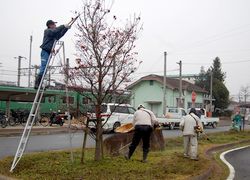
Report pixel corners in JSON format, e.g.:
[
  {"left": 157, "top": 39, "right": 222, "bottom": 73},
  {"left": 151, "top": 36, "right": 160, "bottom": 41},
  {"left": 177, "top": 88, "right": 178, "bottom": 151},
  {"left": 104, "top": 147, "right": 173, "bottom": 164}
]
[
  {"left": 68, "top": 0, "right": 141, "bottom": 161},
  {"left": 195, "top": 57, "right": 229, "bottom": 111},
  {"left": 239, "top": 85, "right": 250, "bottom": 103}
]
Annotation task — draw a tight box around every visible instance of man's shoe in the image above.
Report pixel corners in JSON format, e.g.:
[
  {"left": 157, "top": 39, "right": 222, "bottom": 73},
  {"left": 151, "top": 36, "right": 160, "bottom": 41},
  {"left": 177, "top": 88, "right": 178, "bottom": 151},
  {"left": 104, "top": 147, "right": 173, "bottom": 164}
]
[
  {"left": 142, "top": 152, "right": 148, "bottom": 163},
  {"left": 190, "top": 157, "right": 199, "bottom": 161}
]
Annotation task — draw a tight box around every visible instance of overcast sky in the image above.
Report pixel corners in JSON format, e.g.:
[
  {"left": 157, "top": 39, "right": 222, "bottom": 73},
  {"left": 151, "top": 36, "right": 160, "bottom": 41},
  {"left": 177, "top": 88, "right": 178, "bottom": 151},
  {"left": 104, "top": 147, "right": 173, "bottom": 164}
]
[{"left": 0, "top": 0, "right": 250, "bottom": 99}]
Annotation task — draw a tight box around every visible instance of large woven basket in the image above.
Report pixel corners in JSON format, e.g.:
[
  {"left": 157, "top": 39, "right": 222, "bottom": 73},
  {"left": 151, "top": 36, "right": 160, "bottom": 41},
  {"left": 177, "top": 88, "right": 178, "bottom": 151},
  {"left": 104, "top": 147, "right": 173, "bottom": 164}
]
[{"left": 115, "top": 123, "right": 134, "bottom": 133}]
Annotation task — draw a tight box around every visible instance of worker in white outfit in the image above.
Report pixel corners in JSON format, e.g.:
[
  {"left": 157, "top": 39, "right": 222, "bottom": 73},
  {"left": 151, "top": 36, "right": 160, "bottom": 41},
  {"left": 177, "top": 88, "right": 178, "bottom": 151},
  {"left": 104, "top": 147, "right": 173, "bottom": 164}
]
[{"left": 180, "top": 108, "right": 203, "bottom": 160}]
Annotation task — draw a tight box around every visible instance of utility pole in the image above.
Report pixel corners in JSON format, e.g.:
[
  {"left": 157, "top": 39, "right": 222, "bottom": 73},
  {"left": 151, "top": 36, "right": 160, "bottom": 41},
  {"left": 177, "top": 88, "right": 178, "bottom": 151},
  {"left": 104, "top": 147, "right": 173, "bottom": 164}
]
[
  {"left": 28, "top": 35, "right": 33, "bottom": 87},
  {"left": 177, "top": 60, "right": 182, "bottom": 108},
  {"left": 210, "top": 72, "right": 213, "bottom": 112},
  {"left": 48, "top": 70, "right": 51, "bottom": 87},
  {"left": 66, "top": 58, "right": 69, "bottom": 85},
  {"left": 163, "top": 51, "right": 167, "bottom": 115},
  {"left": 34, "top": 65, "right": 39, "bottom": 86},
  {"left": 15, "top": 56, "right": 26, "bottom": 86}
]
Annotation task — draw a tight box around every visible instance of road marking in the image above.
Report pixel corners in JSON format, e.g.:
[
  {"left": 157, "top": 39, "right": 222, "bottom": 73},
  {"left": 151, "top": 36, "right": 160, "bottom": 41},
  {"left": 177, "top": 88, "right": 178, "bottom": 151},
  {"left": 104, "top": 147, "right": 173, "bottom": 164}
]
[{"left": 220, "top": 145, "right": 250, "bottom": 180}]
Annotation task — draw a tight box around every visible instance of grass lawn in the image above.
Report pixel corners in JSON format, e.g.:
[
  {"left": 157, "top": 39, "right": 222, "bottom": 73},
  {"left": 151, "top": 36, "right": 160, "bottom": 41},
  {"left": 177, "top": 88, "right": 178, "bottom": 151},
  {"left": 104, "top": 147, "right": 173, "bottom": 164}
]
[{"left": 1, "top": 131, "right": 250, "bottom": 180}]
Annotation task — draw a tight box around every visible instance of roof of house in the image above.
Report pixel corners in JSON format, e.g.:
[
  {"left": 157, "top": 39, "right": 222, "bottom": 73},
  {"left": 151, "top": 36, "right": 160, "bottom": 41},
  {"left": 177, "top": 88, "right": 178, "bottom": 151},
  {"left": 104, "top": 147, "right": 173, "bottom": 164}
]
[{"left": 127, "top": 74, "right": 207, "bottom": 93}]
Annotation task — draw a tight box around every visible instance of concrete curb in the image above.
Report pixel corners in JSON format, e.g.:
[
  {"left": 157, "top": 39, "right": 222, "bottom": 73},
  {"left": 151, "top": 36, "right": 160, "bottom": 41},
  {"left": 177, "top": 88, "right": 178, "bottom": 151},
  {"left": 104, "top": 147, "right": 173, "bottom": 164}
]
[
  {"left": 0, "top": 129, "right": 68, "bottom": 137},
  {"left": 0, "top": 127, "right": 83, "bottom": 137},
  {"left": 191, "top": 139, "right": 250, "bottom": 180},
  {"left": 0, "top": 174, "right": 17, "bottom": 180},
  {"left": 220, "top": 145, "right": 250, "bottom": 180}
]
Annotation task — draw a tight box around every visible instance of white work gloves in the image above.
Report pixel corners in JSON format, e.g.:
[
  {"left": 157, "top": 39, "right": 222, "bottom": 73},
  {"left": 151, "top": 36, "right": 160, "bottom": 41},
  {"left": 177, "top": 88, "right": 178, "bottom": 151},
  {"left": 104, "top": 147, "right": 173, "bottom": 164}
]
[{"left": 64, "top": 24, "right": 71, "bottom": 29}]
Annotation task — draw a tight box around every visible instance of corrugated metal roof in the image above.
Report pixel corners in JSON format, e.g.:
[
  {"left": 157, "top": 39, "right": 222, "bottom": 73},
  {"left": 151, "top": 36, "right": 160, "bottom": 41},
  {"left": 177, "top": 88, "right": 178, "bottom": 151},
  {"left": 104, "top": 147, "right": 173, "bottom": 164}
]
[{"left": 127, "top": 74, "right": 207, "bottom": 93}]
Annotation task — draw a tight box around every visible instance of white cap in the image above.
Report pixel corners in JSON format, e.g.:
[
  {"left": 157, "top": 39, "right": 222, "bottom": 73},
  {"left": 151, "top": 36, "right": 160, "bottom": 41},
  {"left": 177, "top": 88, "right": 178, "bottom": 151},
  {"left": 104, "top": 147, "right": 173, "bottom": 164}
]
[{"left": 138, "top": 104, "right": 145, "bottom": 109}]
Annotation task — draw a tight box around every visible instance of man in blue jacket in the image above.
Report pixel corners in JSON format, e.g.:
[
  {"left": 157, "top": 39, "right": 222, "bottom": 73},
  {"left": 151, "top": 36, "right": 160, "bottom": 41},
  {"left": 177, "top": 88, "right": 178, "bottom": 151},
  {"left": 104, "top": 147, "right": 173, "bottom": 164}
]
[{"left": 34, "top": 20, "right": 70, "bottom": 89}]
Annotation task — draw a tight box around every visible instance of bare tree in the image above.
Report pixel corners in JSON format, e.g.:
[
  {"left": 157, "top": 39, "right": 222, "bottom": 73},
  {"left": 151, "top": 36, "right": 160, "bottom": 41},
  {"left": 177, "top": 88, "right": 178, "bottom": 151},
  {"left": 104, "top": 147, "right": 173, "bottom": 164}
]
[
  {"left": 239, "top": 85, "right": 250, "bottom": 103},
  {"left": 68, "top": 0, "right": 141, "bottom": 161}
]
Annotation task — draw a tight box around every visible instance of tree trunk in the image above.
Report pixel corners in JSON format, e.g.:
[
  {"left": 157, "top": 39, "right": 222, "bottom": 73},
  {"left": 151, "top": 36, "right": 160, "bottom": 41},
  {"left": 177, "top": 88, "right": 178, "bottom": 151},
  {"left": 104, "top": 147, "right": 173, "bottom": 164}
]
[
  {"left": 95, "top": 118, "right": 102, "bottom": 161},
  {"left": 101, "top": 132, "right": 104, "bottom": 159},
  {"left": 81, "top": 118, "right": 89, "bottom": 164}
]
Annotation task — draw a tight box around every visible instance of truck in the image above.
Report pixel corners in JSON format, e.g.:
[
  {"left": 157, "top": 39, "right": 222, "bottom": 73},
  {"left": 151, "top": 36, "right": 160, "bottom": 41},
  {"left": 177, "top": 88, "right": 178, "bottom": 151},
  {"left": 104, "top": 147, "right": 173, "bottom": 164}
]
[
  {"left": 157, "top": 107, "right": 219, "bottom": 130},
  {"left": 157, "top": 107, "right": 187, "bottom": 130},
  {"left": 192, "top": 108, "right": 219, "bottom": 128}
]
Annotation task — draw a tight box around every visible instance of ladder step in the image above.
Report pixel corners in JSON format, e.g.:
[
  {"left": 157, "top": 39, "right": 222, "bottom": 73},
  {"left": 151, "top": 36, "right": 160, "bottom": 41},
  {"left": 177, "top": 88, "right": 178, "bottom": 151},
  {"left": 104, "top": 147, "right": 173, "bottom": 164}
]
[
  {"left": 17, "top": 152, "right": 22, "bottom": 157},
  {"left": 30, "top": 114, "right": 36, "bottom": 117},
  {"left": 38, "top": 89, "right": 44, "bottom": 93}
]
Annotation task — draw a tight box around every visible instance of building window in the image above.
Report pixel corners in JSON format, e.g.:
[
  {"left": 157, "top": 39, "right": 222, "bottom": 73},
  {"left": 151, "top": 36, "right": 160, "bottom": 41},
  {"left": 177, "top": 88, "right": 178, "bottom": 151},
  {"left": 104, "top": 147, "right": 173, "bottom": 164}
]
[
  {"left": 149, "top": 80, "right": 154, "bottom": 86},
  {"left": 187, "top": 102, "right": 203, "bottom": 109},
  {"left": 176, "top": 98, "right": 185, "bottom": 108},
  {"left": 47, "top": 96, "right": 55, "bottom": 103},
  {"left": 62, "top": 96, "right": 74, "bottom": 104},
  {"left": 82, "top": 97, "right": 90, "bottom": 104}
]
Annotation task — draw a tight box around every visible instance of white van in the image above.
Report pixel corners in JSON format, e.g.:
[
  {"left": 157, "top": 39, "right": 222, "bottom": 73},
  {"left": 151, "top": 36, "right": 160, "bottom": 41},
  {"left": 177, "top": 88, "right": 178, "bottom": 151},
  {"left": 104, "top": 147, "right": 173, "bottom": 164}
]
[{"left": 88, "top": 103, "right": 136, "bottom": 132}]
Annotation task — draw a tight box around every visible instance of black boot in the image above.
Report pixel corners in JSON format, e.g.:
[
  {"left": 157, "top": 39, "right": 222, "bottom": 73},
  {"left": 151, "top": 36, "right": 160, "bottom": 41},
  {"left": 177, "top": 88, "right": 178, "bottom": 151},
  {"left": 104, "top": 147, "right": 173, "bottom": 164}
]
[
  {"left": 142, "top": 152, "right": 148, "bottom": 163},
  {"left": 34, "top": 75, "right": 42, "bottom": 89}
]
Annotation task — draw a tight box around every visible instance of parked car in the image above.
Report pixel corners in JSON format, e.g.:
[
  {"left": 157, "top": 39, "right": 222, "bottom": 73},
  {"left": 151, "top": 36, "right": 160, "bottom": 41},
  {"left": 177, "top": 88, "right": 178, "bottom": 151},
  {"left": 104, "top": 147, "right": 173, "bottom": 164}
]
[{"left": 88, "top": 103, "right": 136, "bottom": 132}]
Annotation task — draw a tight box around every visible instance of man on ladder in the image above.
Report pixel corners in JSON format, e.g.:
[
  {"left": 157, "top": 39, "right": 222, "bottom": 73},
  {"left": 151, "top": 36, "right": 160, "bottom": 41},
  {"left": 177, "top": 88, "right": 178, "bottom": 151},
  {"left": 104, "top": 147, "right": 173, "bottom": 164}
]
[
  {"left": 10, "top": 15, "right": 80, "bottom": 172},
  {"left": 34, "top": 19, "right": 71, "bottom": 89}
]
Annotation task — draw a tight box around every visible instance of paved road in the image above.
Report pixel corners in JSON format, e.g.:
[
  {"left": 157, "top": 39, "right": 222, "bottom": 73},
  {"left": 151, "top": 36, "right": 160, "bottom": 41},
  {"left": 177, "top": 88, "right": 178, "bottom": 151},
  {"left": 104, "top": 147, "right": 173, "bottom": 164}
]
[
  {"left": 0, "top": 125, "right": 249, "bottom": 159},
  {"left": 225, "top": 146, "right": 250, "bottom": 180},
  {"left": 161, "top": 125, "right": 238, "bottom": 138},
  {"left": 0, "top": 132, "right": 100, "bottom": 158}
]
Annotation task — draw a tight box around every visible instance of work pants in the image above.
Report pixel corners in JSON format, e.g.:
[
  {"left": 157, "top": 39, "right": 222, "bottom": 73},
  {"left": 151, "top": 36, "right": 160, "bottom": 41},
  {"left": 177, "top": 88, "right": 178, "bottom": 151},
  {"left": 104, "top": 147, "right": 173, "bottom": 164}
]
[
  {"left": 39, "top": 50, "right": 50, "bottom": 76},
  {"left": 129, "top": 125, "right": 153, "bottom": 157},
  {"left": 183, "top": 134, "right": 198, "bottom": 159}
]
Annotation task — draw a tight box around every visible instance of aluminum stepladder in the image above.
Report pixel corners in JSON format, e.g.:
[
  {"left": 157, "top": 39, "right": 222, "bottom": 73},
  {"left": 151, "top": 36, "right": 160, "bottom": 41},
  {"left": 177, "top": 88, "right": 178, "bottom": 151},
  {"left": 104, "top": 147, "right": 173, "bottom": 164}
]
[{"left": 10, "top": 40, "right": 64, "bottom": 172}]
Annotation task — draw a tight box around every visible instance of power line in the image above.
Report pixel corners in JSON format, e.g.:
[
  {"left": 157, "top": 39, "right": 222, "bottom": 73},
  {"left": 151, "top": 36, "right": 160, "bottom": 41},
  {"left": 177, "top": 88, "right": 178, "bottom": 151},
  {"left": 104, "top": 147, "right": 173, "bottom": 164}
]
[
  {"left": 0, "top": 69, "right": 18, "bottom": 73},
  {"left": 133, "top": 68, "right": 179, "bottom": 75},
  {"left": 174, "top": 48, "right": 250, "bottom": 56},
  {"left": 223, "top": 59, "right": 250, "bottom": 64},
  {"left": 173, "top": 23, "right": 250, "bottom": 54},
  {"left": 0, "top": 73, "right": 18, "bottom": 76},
  {"left": 183, "top": 59, "right": 250, "bottom": 66}
]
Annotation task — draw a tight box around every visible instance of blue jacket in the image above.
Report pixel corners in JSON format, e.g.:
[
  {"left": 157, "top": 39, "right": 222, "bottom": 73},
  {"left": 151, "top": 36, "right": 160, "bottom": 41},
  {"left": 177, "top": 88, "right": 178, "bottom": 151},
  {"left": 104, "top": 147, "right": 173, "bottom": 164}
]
[{"left": 40, "top": 25, "right": 68, "bottom": 53}]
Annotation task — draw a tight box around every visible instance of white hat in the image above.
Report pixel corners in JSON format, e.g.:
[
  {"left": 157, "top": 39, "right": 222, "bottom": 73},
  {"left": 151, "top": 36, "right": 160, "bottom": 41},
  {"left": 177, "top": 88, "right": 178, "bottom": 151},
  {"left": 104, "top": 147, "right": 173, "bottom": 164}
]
[{"left": 138, "top": 104, "right": 145, "bottom": 109}]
